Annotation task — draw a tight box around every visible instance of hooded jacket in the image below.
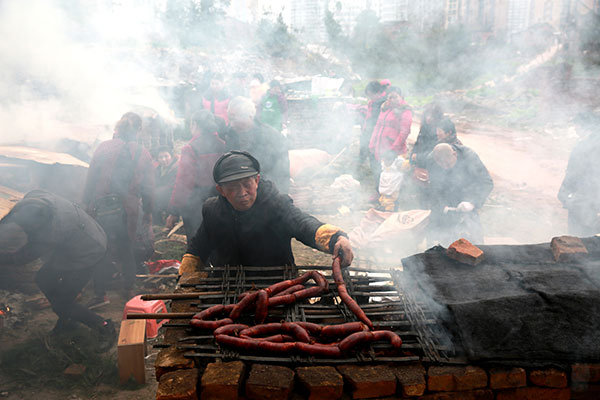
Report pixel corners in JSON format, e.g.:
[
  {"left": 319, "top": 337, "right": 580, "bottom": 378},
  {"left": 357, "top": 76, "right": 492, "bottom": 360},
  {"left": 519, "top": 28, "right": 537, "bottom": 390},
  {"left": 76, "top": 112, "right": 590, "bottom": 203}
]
[{"left": 186, "top": 180, "right": 344, "bottom": 267}]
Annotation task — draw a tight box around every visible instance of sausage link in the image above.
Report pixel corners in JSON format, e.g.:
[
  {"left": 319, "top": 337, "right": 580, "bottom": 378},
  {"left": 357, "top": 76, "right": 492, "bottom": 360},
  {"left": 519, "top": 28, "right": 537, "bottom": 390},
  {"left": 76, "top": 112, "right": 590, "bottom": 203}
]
[
  {"left": 295, "top": 342, "right": 342, "bottom": 357},
  {"left": 372, "top": 330, "right": 403, "bottom": 350},
  {"left": 272, "top": 284, "right": 305, "bottom": 297},
  {"left": 320, "top": 322, "right": 368, "bottom": 337},
  {"left": 254, "top": 289, "right": 269, "bottom": 324},
  {"left": 190, "top": 318, "right": 233, "bottom": 330},
  {"left": 295, "top": 321, "right": 323, "bottom": 336},
  {"left": 338, "top": 331, "right": 374, "bottom": 352},
  {"left": 332, "top": 257, "right": 374, "bottom": 330},
  {"left": 229, "top": 291, "right": 259, "bottom": 320},
  {"left": 213, "top": 323, "right": 249, "bottom": 336},
  {"left": 292, "top": 286, "right": 324, "bottom": 301},
  {"left": 193, "top": 304, "right": 224, "bottom": 320}
]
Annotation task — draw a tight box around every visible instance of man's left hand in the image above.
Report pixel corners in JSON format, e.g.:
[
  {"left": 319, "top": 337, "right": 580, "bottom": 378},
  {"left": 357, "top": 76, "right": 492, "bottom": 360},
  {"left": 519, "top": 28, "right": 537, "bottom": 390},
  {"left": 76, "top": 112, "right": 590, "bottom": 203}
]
[{"left": 333, "top": 236, "right": 354, "bottom": 268}]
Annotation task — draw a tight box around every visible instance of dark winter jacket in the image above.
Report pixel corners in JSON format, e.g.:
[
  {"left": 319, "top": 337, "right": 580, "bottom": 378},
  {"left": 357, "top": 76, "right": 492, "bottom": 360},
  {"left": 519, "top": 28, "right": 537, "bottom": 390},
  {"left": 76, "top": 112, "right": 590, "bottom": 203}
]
[
  {"left": 222, "top": 121, "right": 290, "bottom": 194},
  {"left": 186, "top": 180, "right": 344, "bottom": 267},
  {"left": 558, "top": 133, "right": 600, "bottom": 221},
  {"left": 0, "top": 190, "right": 107, "bottom": 271},
  {"left": 426, "top": 145, "right": 493, "bottom": 214},
  {"left": 82, "top": 137, "right": 155, "bottom": 240}
]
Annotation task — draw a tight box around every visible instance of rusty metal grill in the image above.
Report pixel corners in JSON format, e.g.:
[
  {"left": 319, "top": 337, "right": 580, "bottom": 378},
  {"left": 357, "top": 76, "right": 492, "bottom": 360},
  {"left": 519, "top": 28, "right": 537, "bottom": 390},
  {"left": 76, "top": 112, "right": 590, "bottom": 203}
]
[{"left": 160, "top": 264, "right": 456, "bottom": 364}]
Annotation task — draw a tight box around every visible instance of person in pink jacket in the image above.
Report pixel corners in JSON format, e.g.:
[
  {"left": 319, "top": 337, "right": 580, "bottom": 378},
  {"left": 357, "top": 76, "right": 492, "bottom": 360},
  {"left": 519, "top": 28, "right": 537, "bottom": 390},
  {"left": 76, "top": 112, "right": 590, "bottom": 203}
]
[{"left": 368, "top": 86, "right": 412, "bottom": 189}]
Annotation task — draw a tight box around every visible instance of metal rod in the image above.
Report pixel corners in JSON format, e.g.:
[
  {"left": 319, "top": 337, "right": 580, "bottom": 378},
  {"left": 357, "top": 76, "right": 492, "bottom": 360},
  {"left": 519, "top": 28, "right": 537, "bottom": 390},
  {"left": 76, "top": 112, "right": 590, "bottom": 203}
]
[
  {"left": 126, "top": 312, "right": 195, "bottom": 319},
  {"left": 140, "top": 292, "right": 224, "bottom": 300}
]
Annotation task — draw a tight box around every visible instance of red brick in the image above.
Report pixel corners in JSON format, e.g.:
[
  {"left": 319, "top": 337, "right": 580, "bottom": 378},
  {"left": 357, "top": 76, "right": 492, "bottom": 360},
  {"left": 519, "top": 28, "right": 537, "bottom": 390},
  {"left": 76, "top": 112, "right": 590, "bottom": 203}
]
[
  {"left": 245, "top": 364, "right": 294, "bottom": 400},
  {"left": 296, "top": 366, "right": 343, "bottom": 400},
  {"left": 489, "top": 367, "right": 526, "bottom": 389},
  {"left": 155, "top": 346, "right": 195, "bottom": 381},
  {"left": 496, "top": 387, "right": 570, "bottom": 400},
  {"left": 572, "top": 383, "right": 600, "bottom": 400},
  {"left": 447, "top": 239, "right": 485, "bottom": 265},
  {"left": 170, "top": 299, "right": 197, "bottom": 313},
  {"left": 163, "top": 328, "right": 187, "bottom": 345},
  {"left": 200, "top": 361, "right": 245, "bottom": 400},
  {"left": 529, "top": 368, "right": 567, "bottom": 388},
  {"left": 419, "top": 389, "right": 493, "bottom": 400},
  {"left": 572, "top": 363, "right": 600, "bottom": 383},
  {"left": 551, "top": 235, "right": 588, "bottom": 262},
  {"left": 392, "top": 363, "right": 426, "bottom": 397},
  {"left": 428, "top": 366, "right": 487, "bottom": 392},
  {"left": 337, "top": 365, "right": 397, "bottom": 399},
  {"left": 157, "top": 368, "right": 199, "bottom": 400}
]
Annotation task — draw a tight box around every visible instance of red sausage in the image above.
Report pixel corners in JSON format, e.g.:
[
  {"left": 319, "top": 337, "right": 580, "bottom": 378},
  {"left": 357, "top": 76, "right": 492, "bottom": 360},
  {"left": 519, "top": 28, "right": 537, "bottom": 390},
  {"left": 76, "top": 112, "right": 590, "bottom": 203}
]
[
  {"left": 295, "top": 322, "right": 323, "bottom": 336},
  {"left": 255, "top": 289, "right": 269, "bottom": 324},
  {"left": 229, "top": 291, "right": 259, "bottom": 320},
  {"left": 310, "top": 271, "right": 329, "bottom": 291},
  {"left": 272, "top": 284, "right": 305, "bottom": 297},
  {"left": 265, "top": 279, "right": 295, "bottom": 296},
  {"left": 213, "top": 323, "right": 249, "bottom": 336},
  {"left": 295, "top": 342, "right": 342, "bottom": 357},
  {"left": 320, "top": 322, "right": 368, "bottom": 337},
  {"left": 193, "top": 304, "right": 224, "bottom": 320},
  {"left": 282, "top": 322, "right": 310, "bottom": 343},
  {"left": 292, "top": 286, "right": 324, "bottom": 301},
  {"left": 256, "top": 334, "right": 295, "bottom": 343},
  {"left": 239, "top": 323, "right": 282, "bottom": 338},
  {"left": 215, "top": 334, "right": 260, "bottom": 350},
  {"left": 268, "top": 294, "right": 296, "bottom": 307},
  {"left": 372, "top": 330, "right": 403, "bottom": 350},
  {"left": 332, "top": 257, "right": 374, "bottom": 330},
  {"left": 190, "top": 318, "right": 233, "bottom": 330},
  {"left": 338, "top": 331, "right": 374, "bottom": 352}
]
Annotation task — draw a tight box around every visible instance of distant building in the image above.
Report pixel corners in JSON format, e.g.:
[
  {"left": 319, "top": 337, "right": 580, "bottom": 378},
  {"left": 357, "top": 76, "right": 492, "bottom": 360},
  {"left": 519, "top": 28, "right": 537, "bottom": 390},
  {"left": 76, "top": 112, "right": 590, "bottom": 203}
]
[{"left": 290, "top": 0, "right": 328, "bottom": 43}]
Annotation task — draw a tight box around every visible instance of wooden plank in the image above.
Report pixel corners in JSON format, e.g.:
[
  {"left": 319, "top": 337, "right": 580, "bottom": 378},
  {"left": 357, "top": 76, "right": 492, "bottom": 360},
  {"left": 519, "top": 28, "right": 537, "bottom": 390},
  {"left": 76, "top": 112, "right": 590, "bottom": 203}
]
[{"left": 118, "top": 319, "right": 146, "bottom": 385}]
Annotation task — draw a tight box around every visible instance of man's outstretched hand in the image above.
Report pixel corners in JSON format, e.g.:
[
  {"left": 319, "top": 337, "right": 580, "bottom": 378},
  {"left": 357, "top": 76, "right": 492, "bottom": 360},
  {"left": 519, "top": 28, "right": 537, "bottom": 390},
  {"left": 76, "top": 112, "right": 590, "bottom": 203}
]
[{"left": 333, "top": 236, "right": 354, "bottom": 268}]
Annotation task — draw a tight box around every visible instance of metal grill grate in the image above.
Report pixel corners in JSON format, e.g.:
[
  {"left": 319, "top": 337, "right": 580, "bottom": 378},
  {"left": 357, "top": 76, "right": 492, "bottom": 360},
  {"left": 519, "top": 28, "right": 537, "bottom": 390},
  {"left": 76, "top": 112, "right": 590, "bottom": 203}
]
[{"left": 161, "top": 264, "right": 456, "bottom": 364}]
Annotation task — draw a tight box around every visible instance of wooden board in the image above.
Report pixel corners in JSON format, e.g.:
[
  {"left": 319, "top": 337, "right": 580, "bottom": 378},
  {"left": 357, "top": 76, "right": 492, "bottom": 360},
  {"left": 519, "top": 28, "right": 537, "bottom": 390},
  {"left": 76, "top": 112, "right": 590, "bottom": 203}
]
[{"left": 118, "top": 319, "right": 147, "bottom": 384}]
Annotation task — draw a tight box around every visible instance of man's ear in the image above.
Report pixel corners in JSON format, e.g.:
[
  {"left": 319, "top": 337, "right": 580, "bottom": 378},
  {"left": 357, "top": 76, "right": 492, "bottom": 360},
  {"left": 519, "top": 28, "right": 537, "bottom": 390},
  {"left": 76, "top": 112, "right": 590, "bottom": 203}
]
[
  {"left": 255, "top": 174, "right": 260, "bottom": 184},
  {"left": 216, "top": 184, "right": 225, "bottom": 197}
]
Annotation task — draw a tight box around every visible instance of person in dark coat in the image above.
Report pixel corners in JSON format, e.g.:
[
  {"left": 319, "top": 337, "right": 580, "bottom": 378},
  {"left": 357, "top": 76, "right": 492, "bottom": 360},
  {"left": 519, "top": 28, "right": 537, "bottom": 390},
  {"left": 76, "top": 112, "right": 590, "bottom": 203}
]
[
  {"left": 425, "top": 143, "right": 493, "bottom": 246},
  {"left": 411, "top": 102, "right": 444, "bottom": 168},
  {"left": 558, "top": 112, "right": 600, "bottom": 236},
  {"left": 222, "top": 97, "right": 290, "bottom": 194},
  {"left": 0, "top": 190, "right": 116, "bottom": 352},
  {"left": 153, "top": 146, "right": 178, "bottom": 224},
  {"left": 180, "top": 151, "right": 353, "bottom": 272},
  {"left": 166, "top": 110, "right": 226, "bottom": 242},
  {"left": 82, "top": 112, "right": 155, "bottom": 301}
]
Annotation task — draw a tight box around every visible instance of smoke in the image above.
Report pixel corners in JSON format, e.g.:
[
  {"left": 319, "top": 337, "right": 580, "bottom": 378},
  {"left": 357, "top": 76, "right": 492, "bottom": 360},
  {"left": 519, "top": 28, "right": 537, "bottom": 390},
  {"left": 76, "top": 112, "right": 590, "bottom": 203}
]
[{"left": 0, "top": 1, "right": 175, "bottom": 147}]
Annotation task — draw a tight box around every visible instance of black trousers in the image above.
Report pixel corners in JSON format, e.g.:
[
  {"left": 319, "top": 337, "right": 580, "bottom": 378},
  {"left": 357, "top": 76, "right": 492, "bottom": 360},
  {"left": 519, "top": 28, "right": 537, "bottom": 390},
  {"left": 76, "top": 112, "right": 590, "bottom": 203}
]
[{"left": 36, "top": 263, "right": 104, "bottom": 329}]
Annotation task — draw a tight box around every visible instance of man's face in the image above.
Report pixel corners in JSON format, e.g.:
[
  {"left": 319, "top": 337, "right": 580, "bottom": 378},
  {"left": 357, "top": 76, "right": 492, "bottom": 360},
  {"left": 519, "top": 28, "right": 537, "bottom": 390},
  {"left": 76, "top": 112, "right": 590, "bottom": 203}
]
[
  {"left": 216, "top": 175, "right": 260, "bottom": 211},
  {"left": 436, "top": 127, "right": 453, "bottom": 142},
  {"left": 210, "top": 79, "right": 223, "bottom": 92}
]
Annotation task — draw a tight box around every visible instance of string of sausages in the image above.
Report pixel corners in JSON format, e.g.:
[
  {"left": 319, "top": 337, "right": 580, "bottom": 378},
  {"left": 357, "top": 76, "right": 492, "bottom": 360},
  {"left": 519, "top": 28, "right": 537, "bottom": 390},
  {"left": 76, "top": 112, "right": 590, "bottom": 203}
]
[{"left": 189, "top": 257, "right": 403, "bottom": 356}]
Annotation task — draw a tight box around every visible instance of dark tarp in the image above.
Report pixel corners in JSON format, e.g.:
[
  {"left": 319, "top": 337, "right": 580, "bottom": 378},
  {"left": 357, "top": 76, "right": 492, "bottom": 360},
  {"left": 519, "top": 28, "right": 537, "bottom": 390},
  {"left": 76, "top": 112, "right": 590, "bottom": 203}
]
[{"left": 401, "top": 237, "right": 600, "bottom": 364}]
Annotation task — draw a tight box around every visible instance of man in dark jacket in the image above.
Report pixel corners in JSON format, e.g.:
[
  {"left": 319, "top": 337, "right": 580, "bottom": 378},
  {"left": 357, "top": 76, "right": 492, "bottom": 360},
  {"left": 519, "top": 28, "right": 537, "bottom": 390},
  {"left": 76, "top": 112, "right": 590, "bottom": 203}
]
[
  {"left": 180, "top": 151, "right": 353, "bottom": 272},
  {"left": 82, "top": 112, "right": 155, "bottom": 303},
  {"left": 0, "top": 190, "right": 115, "bottom": 352},
  {"left": 558, "top": 112, "right": 600, "bottom": 236},
  {"left": 425, "top": 143, "right": 493, "bottom": 246},
  {"left": 222, "top": 97, "right": 290, "bottom": 194}
]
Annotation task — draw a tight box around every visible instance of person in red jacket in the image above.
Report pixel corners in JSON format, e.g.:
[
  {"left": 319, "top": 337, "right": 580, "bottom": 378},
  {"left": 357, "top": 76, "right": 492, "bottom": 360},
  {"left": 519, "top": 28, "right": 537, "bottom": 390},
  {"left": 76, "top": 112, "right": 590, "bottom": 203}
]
[
  {"left": 82, "top": 112, "right": 155, "bottom": 302},
  {"left": 368, "top": 86, "right": 412, "bottom": 191},
  {"left": 202, "top": 73, "right": 230, "bottom": 125},
  {"left": 166, "top": 110, "right": 226, "bottom": 242}
]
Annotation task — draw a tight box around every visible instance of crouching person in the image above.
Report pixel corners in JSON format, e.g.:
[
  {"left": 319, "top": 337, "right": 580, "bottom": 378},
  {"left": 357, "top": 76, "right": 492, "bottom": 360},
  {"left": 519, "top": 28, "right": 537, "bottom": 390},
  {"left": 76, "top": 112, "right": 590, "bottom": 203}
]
[
  {"left": 425, "top": 143, "right": 493, "bottom": 246},
  {"left": 179, "top": 151, "right": 354, "bottom": 274},
  {"left": 0, "top": 190, "right": 116, "bottom": 352}
]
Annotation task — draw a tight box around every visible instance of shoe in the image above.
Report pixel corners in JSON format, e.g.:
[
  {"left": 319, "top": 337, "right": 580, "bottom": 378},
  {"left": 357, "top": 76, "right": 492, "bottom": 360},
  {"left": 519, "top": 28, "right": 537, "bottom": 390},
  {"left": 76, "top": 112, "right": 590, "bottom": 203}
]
[
  {"left": 51, "top": 318, "right": 76, "bottom": 335},
  {"left": 96, "top": 319, "right": 117, "bottom": 353},
  {"left": 87, "top": 296, "right": 110, "bottom": 310}
]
